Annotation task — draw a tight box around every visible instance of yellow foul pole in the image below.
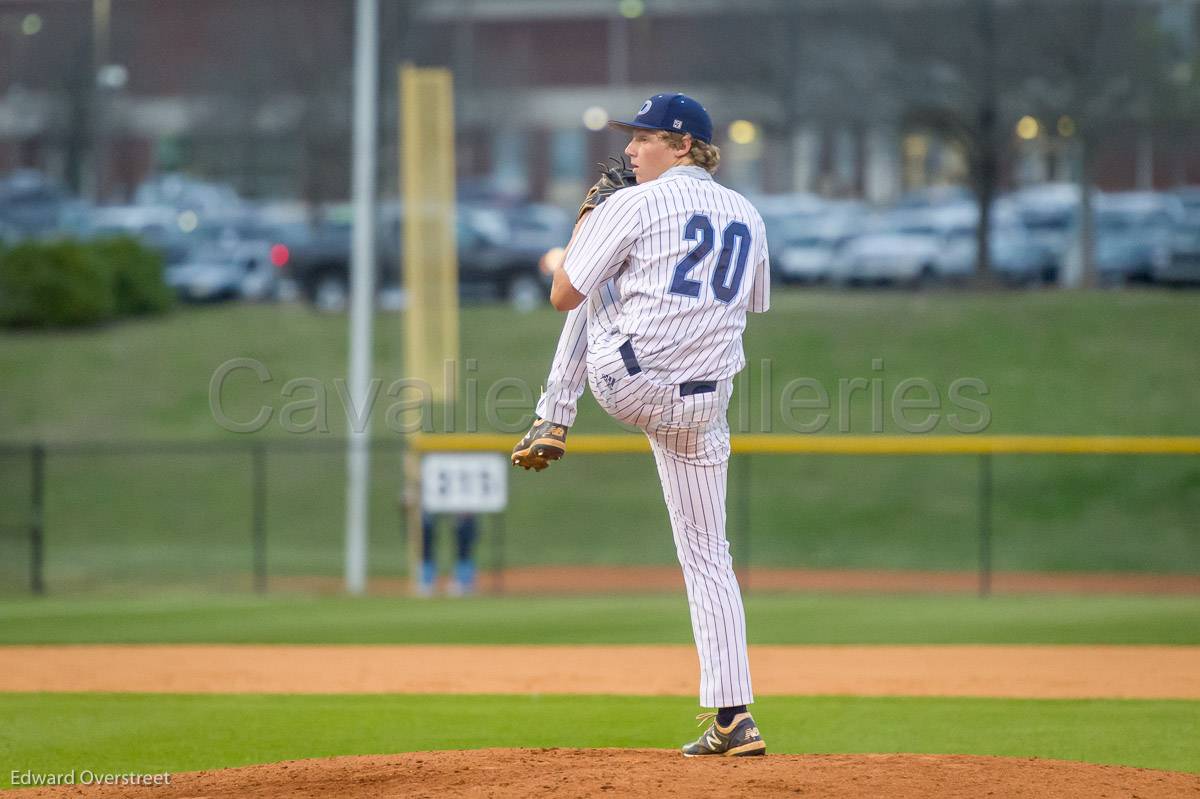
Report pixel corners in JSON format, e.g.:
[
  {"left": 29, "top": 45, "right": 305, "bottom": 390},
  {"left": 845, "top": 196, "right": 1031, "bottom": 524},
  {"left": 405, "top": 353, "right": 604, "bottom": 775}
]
[{"left": 399, "top": 65, "right": 459, "bottom": 593}]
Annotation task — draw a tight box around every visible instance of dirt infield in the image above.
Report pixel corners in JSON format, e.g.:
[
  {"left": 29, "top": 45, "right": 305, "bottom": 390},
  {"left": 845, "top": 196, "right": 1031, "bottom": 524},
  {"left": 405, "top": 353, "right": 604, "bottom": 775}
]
[
  {"left": 14, "top": 750, "right": 1200, "bottom": 798},
  {"left": 7, "top": 644, "right": 1199, "bottom": 796},
  {"left": 4, "top": 644, "right": 1199, "bottom": 698}
]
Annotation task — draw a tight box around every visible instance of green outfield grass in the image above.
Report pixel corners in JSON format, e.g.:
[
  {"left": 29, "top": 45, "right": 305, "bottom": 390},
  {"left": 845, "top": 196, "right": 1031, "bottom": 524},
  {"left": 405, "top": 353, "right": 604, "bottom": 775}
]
[
  {"left": 1, "top": 693, "right": 1197, "bottom": 786},
  {"left": 2, "top": 594, "right": 1198, "bottom": 644},
  {"left": 3, "top": 592, "right": 1198, "bottom": 785},
  {"left": 1, "top": 290, "right": 1197, "bottom": 592}
]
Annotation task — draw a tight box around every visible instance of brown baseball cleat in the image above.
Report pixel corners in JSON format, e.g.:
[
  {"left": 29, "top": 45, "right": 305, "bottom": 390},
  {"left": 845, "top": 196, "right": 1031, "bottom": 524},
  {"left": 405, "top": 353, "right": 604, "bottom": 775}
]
[{"left": 511, "top": 418, "right": 568, "bottom": 471}]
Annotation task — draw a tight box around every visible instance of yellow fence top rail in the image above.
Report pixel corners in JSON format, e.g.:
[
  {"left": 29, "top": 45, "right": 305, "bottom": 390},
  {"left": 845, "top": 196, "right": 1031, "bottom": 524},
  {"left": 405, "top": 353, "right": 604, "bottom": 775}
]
[{"left": 411, "top": 434, "right": 1200, "bottom": 455}]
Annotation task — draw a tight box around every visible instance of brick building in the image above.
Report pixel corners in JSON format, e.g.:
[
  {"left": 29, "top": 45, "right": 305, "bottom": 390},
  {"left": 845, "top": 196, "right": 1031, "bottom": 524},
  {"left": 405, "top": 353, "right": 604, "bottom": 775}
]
[{"left": 0, "top": 0, "right": 1196, "bottom": 205}]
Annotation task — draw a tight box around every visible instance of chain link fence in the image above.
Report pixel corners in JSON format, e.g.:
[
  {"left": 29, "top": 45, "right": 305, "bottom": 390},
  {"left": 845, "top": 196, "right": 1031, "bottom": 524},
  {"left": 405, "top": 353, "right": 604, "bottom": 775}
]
[{"left": 2, "top": 439, "right": 1198, "bottom": 597}]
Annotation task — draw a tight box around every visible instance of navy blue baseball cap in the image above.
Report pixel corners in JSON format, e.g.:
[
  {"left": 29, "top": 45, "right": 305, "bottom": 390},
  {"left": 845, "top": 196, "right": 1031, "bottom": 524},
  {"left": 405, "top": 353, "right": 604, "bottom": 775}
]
[{"left": 608, "top": 93, "right": 713, "bottom": 144}]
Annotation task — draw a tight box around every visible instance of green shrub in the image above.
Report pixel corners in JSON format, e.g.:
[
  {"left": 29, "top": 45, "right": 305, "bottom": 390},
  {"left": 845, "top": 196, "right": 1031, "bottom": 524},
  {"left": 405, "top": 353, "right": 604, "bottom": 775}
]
[
  {"left": 90, "top": 235, "right": 173, "bottom": 316},
  {"left": 0, "top": 240, "right": 115, "bottom": 328},
  {"left": 0, "top": 236, "right": 173, "bottom": 328}
]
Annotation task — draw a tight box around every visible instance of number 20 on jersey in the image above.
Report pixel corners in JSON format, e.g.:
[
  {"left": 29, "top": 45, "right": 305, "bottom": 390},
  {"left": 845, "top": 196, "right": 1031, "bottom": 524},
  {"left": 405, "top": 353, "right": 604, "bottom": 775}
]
[{"left": 669, "top": 214, "right": 752, "bottom": 304}]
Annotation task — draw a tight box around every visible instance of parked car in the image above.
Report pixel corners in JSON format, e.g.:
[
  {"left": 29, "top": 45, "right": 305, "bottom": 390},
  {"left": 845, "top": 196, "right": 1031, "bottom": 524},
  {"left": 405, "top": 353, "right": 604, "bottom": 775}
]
[
  {"left": 164, "top": 247, "right": 246, "bottom": 303},
  {"left": 1173, "top": 186, "right": 1200, "bottom": 227},
  {"left": 1010, "top": 182, "right": 1081, "bottom": 277},
  {"left": 191, "top": 218, "right": 280, "bottom": 301},
  {"left": 776, "top": 230, "right": 847, "bottom": 283},
  {"left": 830, "top": 210, "right": 943, "bottom": 286},
  {"left": 283, "top": 213, "right": 381, "bottom": 312},
  {"left": 892, "top": 185, "right": 974, "bottom": 209},
  {"left": 773, "top": 201, "right": 865, "bottom": 283},
  {"left": 134, "top": 173, "right": 245, "bottom": 218},
  {"left": 0, "top": 170, "right": 89, "bottom": 239},
  {"left": 932, "top": 202, "right": 1056, "bottom": 284},
  {"left": 1064, "top": 192, "right": 1183, "bottom": 284},
  {"left": 922, "top": 203, "right": 980, "bottom": 281},
  {"left": 285, "top": 200, "right": 566, "bottom": 312},
  {"left": 1161, "top": 187, "right": 1200, "bottom": 285},
  {"left": 85, "top": 205, "right": 193, "bottom": 266},
  {"left": 458, "top": 201, "right": 567, "bottom": 306},
  {"left": 754, "top": 193, "right": 828, "bottom": 276},
  {"left": 990, "top": 222, "right": 1059, "bottom": 284},
  {"left": 1149, "top": 221, "right": 1200, "bottom": 285}
]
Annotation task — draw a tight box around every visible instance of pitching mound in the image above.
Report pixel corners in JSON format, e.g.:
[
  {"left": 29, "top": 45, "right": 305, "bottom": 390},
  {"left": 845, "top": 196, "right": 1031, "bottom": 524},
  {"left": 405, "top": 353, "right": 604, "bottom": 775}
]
[{"left": 16, "top": 749, "right": 1200, "bottom": 798}]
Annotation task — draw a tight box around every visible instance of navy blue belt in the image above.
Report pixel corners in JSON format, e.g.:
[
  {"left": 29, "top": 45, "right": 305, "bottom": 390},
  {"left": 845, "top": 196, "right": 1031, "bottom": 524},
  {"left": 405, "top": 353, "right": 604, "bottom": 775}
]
[{"left": 618, "top": 339, "right": 716, "bottom": 397}]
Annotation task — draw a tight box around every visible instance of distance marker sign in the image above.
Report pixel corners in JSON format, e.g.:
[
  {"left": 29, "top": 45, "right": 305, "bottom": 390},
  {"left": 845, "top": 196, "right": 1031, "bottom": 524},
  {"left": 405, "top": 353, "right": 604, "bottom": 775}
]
[{"left": 420, "top": 453, "right": 508, "bottom": 513}]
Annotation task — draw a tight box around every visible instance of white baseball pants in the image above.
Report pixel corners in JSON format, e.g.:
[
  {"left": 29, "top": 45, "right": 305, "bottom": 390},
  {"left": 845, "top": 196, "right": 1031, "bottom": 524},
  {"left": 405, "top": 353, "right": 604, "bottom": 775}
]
[{"left": 586, "top": 337, "right": 754, "bottom": 708}]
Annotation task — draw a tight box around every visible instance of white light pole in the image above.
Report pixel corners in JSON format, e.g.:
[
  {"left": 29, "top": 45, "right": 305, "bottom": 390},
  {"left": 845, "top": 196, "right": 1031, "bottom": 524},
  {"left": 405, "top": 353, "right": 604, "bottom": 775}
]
[
  {"left": 89, "top": 0, "right": 112, "bottom": 202},
  {"left": 345, "top": 0, "right": 378, "bottom": 595}
]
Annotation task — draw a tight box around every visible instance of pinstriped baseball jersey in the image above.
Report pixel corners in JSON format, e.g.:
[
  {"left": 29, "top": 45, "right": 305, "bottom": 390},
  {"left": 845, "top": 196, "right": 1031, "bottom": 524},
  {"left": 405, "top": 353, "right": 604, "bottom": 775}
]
[
  {"left": 534, "top": 155, "right": 768, "bottom": 712},
  {"left": 562, "top": 164, "right": 770, "bottom": 385},
  {"left": 534, "top": 279, "right": 621, "bottom": 427}
]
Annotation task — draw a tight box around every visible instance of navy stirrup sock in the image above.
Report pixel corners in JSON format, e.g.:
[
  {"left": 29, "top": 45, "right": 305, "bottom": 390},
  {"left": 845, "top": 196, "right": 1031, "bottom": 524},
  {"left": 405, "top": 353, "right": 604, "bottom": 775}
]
[{"left": 717, "top": 705, "right": 746, "bottom": 727}]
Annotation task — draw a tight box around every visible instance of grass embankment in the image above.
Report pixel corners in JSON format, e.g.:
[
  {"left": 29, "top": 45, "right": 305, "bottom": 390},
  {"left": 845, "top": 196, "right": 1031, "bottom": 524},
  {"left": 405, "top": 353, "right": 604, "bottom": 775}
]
[{"left": 1, "top": 291, "right": 1197, "bottom": 591}]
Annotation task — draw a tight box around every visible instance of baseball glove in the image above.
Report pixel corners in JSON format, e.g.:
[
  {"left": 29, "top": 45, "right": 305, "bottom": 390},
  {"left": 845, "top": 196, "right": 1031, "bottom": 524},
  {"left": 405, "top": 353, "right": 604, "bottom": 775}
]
[{"left": 577, "top": 156, "right": 636, "bottom": 221}]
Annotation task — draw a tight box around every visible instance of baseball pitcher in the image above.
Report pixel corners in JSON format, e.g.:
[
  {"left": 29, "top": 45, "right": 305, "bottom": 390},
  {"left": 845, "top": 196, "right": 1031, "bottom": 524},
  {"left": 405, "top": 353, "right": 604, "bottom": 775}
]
[{"left": 512, "top": 93, "right": 770, "bottom": 757}]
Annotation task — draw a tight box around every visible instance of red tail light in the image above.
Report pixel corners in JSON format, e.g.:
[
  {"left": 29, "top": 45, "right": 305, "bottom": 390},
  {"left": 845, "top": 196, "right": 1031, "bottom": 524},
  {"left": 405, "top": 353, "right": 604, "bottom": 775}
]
[{"left": 270, "top": 244, "right": 290, "bottom": 268}]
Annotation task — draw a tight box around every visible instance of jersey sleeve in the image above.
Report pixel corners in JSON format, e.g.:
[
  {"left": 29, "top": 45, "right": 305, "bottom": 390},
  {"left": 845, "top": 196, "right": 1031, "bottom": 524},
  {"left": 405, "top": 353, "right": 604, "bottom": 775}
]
[
  {"left": 562, "top": 190, "right": 643, "bottom": 297},
  {"left": 748, "top": 227, "right": 770, "bottom": 313}
]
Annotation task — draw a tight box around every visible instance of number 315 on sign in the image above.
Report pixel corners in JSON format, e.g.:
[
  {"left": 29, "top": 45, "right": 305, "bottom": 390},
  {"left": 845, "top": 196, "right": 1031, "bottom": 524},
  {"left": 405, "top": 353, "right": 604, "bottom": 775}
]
[{"left": 420, "top": 453, "right": 509, "bottom": 513}]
